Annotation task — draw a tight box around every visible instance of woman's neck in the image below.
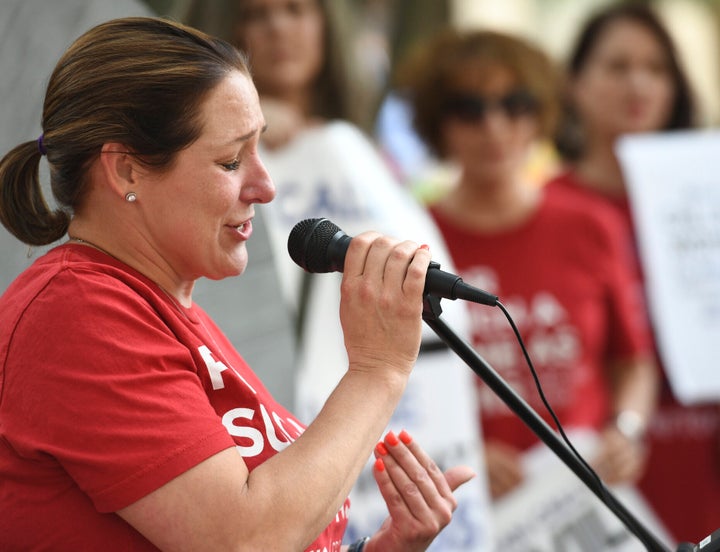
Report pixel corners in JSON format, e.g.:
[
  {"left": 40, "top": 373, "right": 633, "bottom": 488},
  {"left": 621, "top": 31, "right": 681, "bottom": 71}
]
[
  {"left": 67, "top": 219, "right": 195, "bottom": 308},
  {"left": 264, "top": 86, "right": 313, "bottom": 119},
  {"left": 574, "top": 136, "right": 627, "bottom": 198},
  {"left": 438, "top": 173, "right": 541, "bottom": 232}
]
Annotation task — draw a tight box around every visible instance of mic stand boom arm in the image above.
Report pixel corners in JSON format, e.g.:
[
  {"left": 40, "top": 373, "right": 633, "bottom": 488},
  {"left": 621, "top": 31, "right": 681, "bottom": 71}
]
[{"left": 421, "top": 294, "right": 671, "bottom": 552}]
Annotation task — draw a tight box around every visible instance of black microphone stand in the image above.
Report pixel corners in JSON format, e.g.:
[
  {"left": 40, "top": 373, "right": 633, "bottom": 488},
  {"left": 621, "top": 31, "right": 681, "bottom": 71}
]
[{"left": 421, "top": 293, "right": 672, "bottom": 552}]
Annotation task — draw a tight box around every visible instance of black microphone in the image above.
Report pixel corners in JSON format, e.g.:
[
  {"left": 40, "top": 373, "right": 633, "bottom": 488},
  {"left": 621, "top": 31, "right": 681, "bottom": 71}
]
[{"left": 287, "top": 217, "right": 498, "bottom": 306}]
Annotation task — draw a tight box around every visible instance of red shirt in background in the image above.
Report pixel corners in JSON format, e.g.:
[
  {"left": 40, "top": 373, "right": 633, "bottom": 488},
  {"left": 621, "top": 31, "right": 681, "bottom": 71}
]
[
  {"left": 431, "top": 185, "right": 652, "bottom": 451},
  {"left": 548, "top": 169, "right": 720, "bottom": 544}
]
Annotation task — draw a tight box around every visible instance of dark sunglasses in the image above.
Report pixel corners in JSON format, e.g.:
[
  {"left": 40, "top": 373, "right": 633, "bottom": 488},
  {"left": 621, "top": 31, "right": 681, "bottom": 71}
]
[{"left": 443, "top": 89, "right": 539, "bottom": 122}]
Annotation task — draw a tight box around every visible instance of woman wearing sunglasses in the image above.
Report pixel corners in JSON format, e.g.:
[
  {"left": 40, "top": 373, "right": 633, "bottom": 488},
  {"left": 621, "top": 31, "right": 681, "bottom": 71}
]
[{"left": 402, "top": 28, "right": 658, "bottom": 501}]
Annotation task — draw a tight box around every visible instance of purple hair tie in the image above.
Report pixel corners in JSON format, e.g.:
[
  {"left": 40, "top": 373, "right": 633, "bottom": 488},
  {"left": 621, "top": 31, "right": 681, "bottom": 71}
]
[{"left": 37, "top": 134, "right": 47, "bottom": 156}]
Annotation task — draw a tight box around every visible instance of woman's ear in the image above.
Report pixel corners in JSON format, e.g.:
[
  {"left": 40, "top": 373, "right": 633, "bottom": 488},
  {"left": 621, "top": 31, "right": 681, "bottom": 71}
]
[{"left": 98, "top": 142, "right": 138, "bottom": 200}]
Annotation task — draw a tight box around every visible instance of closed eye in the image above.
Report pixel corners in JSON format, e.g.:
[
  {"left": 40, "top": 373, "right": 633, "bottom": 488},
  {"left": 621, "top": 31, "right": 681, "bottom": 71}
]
[{"left": 221, "top": 159, "right": 240, "bottom": 171}]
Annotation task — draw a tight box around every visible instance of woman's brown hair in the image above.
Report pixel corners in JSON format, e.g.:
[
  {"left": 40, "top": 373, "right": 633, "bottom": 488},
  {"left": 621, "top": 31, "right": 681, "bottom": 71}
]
[
  {"left": 185, "top": 0, "right": 362, "bottom": 126},
  {"left": 555, "top": 2, "right": 695, "bottom": 160},
  {"left": 0, "top": 17, "right": 249, "bottom": 246},
  {"left": 400, "top": 28, "right": 560, "bottom": 159}
]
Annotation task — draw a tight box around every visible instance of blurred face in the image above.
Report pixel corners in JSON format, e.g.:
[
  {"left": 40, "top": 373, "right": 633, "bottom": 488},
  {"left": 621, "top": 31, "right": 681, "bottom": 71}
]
[
  {"left": 571, "top": 19, "right": 676, "bottom": 141},
  {"left": 441, "top": 63, "right": 539, "bottom": 186},
  {"left": 236, "top": 0, "right": 325, "bottom": 97},
  {"left": 136, "top": 71, "right": 275, "bottom": 283}
]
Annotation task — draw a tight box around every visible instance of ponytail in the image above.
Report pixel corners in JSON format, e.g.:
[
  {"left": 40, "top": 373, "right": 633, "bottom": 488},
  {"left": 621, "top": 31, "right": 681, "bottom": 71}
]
[{"left": 0, "top": 140, "right": 69, "bottom": 246}]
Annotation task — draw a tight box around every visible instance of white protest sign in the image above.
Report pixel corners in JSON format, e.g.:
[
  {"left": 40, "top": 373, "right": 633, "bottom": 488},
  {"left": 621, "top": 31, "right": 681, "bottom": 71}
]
[
  {"left": 259, "top": 121, "right": 493, "bottom": 550},
  {"left": 492, "top": 432, "right": 674, "bottom": 551},
  {"left": 617, "top": 130, "right": 720, "bottom": 405}
]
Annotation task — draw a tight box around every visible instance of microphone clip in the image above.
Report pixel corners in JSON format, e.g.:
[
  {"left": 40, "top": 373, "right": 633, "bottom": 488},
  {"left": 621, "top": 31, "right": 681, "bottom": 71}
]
[{"left": 422, "top": 287, "right": 444, "bottom": 322}]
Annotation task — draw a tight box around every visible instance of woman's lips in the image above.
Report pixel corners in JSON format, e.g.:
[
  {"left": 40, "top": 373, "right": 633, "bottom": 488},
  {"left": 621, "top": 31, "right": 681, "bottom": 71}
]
[{"left": 227, "top": 219, "right": 253, "bottom": 240}]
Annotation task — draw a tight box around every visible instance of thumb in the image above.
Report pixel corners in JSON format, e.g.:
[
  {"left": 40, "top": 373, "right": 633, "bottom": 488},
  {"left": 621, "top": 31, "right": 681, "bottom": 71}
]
[{"left": 444, "top": 465, "right": 476, "bottom": 492}]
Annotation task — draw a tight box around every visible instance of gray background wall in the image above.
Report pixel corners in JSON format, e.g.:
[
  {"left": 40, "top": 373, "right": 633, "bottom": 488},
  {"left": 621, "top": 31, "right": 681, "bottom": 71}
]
[{"left": 0, "top": 0, "right": 296, "bottom": 409}]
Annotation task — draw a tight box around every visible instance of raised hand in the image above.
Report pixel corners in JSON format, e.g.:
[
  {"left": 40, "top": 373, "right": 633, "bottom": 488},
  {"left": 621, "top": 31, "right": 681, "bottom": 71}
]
[
  {"left": 364, "top": 430, "right": 476, "bottom": 552},
  {"left": 340, "top": 234, "right": 431, "bottom": 381}
]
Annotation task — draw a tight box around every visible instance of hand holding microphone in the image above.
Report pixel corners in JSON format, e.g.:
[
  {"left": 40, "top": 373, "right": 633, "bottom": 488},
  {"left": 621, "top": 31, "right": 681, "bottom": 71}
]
[
  {"left": 287, "top": 218, "right": 432, "bottom": 380},
  {"left": 286, "top": 217, "right": 498, "bottom": 382},
  {"left": 288, "top": 219, "right": 430, "bottom": 385},
  {"left": 340, "top": 229, "right": 430, "bottom": 379},
  {"left": 287, "top": 218, "right": 498, "bottom": 306}
]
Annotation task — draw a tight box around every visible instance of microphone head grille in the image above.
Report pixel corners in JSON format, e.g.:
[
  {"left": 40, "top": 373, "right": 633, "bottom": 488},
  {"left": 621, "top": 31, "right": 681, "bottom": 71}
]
[{"left": 287, "top": 218, "right": 342, "bottom": 273}]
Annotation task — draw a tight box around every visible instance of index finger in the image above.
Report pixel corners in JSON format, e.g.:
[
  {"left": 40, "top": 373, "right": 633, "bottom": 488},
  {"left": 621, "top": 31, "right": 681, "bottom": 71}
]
[
  {"left": 380, "top": 240, "right": 428, "bottom": 295},
  {"left": 383, "top": 430, "right": 454, "bottom": 502},
  {"left": 342, "top": 231, "right": 382, "bottom": 277}
]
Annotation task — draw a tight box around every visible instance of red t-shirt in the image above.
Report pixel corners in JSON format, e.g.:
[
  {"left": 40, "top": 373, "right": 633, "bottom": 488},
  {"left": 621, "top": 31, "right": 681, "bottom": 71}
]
[
  {"left": 0, "top": 244, "right": 348, "bottom": 551},
  {"left": 549, "top": 169, "right": 720, "bottom": 543},
  {"left": 431, "top": 187, "right": 652, "bottom": 451}
]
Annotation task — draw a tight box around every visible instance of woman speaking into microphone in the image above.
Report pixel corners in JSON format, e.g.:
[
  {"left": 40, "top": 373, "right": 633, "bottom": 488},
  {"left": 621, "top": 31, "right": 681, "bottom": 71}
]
[{"left": 0, "top": 16, "right": 474, "bottom": 551}]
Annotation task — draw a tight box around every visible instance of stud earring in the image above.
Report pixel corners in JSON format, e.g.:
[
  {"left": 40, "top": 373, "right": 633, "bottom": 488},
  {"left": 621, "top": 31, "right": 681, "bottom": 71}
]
[{"left": 125, "top": 192, "right": 137, "bottom": 203}]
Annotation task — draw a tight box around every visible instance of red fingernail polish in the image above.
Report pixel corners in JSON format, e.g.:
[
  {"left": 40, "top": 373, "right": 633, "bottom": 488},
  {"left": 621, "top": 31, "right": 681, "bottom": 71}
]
[
  {"left": 374, "top": 458, "right": 385, "bottom": 472},
  {"left": 385, "top": 431, "right": 399, "bottom": 446},
  {"left": 375, "top": 442, "right": 388, "bottom": 456},
  {"left": 420, "top": 244, "right": 430, "bottom": 251},
  {"left": 399, "top": 430, "right": 412, "bottom": 445}
]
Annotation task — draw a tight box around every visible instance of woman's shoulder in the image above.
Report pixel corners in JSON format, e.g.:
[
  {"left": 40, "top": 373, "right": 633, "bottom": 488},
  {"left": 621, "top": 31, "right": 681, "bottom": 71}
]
[
  {"left": 545, "top": 168, "right": 625, "bottom": 216},
  {"left": 2, "top": 244, "right": 166, "bottom": 327},
  {"left": 318, "top": 119, "right": 376, "bottom": 149},
  {"left": 543, "top": 174, "right": 624, "bottom": 221},
  {"left": 540, "top": 181, "right": 632, "bottom": 249}
]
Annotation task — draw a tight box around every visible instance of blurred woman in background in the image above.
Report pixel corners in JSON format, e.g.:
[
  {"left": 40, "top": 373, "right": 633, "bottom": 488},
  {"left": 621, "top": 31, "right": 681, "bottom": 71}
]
[
  {"left": 547, "top": 2, "right": 720, "bottom": 542},
  {"left": 184, "top": 2, "right": 494, "bottom": 549},
  {"left": 402, "top": 27, "right": 658, "bottom": 502}
]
